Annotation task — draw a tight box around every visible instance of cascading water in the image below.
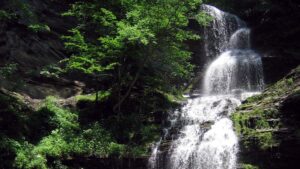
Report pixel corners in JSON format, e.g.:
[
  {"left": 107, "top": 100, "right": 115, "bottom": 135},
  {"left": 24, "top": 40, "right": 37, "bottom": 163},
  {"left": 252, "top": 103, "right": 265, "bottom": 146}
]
[
  {"left": 203, "top": 50, "right": 264, "bottom": 95},
  {"left": 148, "top": 4, "right": 264, "bottom": 169},
  {"left": 201, "top": 5, "right": 246, "bottom": 60}
]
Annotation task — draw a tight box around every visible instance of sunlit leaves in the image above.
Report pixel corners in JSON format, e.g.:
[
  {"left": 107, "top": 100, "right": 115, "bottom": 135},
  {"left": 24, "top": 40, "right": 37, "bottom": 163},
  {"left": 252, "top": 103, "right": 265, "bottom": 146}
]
[
  {"left": 117, "top": 21, "right": 154, "bottom": 45},
  {"left": 63, "top": 29, "right": 88, "bottom": 53},
  {"left": 62, "top": 0, "right": 209, "bottom": 99},
  {"left": 195, "top": 11, "right": 213, "bottom": 26}
]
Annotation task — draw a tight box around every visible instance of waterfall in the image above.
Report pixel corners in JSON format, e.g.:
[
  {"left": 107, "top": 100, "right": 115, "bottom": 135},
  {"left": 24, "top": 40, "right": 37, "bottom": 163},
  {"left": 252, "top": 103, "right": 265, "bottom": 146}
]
[
  {"left": 203, "top": 50, "right": 264, "bottom": 95},
  {"left": 201, "top": 4, "right": 246, "bottom": 60},
  {"left": 148, "top": 4, "right": 264, "bottom": 169}
]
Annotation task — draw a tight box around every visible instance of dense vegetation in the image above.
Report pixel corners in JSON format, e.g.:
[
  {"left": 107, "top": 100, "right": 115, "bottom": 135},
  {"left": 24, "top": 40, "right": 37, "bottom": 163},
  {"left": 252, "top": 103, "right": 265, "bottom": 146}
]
[
  {"left": 1, "top": 0, "right": 299, "bottom": 169},
  {"left": 0, "top": 0, "right": 211, "bottom": 168}
]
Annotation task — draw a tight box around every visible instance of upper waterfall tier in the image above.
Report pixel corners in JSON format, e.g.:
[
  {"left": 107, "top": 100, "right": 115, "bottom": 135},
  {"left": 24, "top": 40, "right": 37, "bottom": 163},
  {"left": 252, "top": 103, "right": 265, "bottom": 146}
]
[
  {"left": 201, "top": 4, "right": 264, "bottom": 95},
  {"left": 201, "top": 4, "right": 247, "bottom": 60}
]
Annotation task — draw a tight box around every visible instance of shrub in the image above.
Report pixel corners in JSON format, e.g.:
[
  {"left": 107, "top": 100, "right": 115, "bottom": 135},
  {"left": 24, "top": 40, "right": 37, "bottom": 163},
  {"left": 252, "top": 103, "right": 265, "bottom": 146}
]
[
  {"left": 108, "top": 142, "right": 126, "bottom": 157},
  {"left": 242, "top": 164, "right": 259, "bottom": 169},
  {"left": 14, "top": 142, "right": 47, "bottom": 169},
  {"left": 14, "top": 97, "right": 126, "bottom": 168},
  {"left": 0, "top": 10, "right": 15, "bottom": 20},
  {"left": 28, "top": 24, "right": 50, "bottom": 33}
]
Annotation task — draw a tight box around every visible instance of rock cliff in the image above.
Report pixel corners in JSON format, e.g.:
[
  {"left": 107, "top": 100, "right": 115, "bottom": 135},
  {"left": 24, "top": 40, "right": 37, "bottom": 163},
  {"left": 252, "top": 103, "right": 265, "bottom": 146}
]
[{"left": 232, "top": 65, "right": 300, "bottom": 169}]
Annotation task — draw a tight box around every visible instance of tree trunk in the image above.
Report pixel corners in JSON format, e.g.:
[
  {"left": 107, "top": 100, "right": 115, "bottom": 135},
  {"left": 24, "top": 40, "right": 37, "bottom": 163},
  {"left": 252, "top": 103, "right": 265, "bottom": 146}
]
[{"left": 113, "top": 47, "right": 151, "bottom": 113}]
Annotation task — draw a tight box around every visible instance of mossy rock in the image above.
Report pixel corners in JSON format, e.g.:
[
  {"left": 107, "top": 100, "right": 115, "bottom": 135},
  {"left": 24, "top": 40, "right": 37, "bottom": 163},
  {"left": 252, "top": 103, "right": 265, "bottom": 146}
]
[{"left": 232, "top": 65, "right": 300, "bottom": 169}]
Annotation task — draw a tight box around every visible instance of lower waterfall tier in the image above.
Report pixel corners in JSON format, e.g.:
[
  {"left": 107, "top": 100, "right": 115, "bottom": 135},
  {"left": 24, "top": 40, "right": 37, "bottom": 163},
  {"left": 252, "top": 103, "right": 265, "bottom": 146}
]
[{"left": 149, "top": 93, "right": 260, "bottom": 169}]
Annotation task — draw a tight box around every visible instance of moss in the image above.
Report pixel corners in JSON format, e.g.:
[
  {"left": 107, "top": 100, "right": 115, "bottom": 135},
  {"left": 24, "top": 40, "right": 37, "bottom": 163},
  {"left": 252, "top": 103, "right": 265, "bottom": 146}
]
[
  {"left": 76, "top": 91, "right": 110, "bottom": 102},
  {"left": 161, "top": 91, "right": 186, "bottom": 103},
  {"left": 28, "top": 24, "right": 51, "bottom": 33},
  {"left": 256, "top": 132, "right": 276, "bottom": 150},
  {"left": 238, "top": 103, "right": 254, "bottom": 110},
  {"left": 245, "top": 94, "right": 264, "bottom": 103},
  {"left": 242, "top": 164, "right": 259, "bottom": 169},
  {"left": 0, "top": 10, "right": 16, "bottom": 21},
  {"left": 232, "top": 66, "right": 300, "bottom": 168},
  {"left": 286, "top": 78, "right": 294, "bottom": 86},
  {"left": 232, "top": 107, "right": 278, "bottom": 150}
]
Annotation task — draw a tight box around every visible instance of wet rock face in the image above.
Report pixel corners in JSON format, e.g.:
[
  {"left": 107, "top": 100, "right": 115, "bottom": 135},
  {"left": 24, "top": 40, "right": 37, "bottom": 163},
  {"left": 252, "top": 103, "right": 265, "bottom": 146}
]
[
  {"left": 0, "top": 25, "right": 65, "bottom": 71},
  {"left": 233, "top": 65, "right": 300, "bottom": 169},
  {"left": 270, "top": 90, "right": 300, "bottom": 169},
  {"left": 0, "top": 0, "right": 75, "bottom": 70},
  {"left": 281, "top": 91, "right": 300, "bottom": 121},
  {"left": 244, "top": 0, "right": 300, "bottom": 85},
  {"left": 262, "top": 56, "right": 300, "bottom": 85},
  {"left": 0, "top": 1, "right": 79, "bottom": 99},
  {"left": 187, "top": 19, "right": 207, "bottom": 70}
]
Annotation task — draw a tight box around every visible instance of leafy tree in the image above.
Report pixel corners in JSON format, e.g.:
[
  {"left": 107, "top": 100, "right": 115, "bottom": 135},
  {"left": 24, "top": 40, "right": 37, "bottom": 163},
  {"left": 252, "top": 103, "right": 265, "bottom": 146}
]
[{"left": 62, "top": 0, "right": 209, "bottom": 113}]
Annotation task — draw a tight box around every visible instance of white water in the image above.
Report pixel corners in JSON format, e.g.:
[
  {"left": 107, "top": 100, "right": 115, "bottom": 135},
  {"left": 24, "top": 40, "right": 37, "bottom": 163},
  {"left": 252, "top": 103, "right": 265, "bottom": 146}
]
[
  {"left": 201, "top": 5, "right": 246, "bottom": 60},
  {"left": 203, "top": 50, "right": 264, "bottom": 95},
  {"left": 167, "top": 95, "right": 241, "bottom": 169},
  {"left": 228, "top": 28, "right": 251, "bottom": 49},
  {"left": 148, "top": 4, "right": 264, "bottom": 169}
]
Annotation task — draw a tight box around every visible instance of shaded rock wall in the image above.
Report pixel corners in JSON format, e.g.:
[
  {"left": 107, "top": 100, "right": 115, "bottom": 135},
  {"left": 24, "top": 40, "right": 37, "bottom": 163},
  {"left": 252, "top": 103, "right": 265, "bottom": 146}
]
[
  {"left": 0, "top": 0, "right": 74, "bottom": 71},
  {"left": 232, "top": 65, "right": 300, "bottom": 169},
  {"left": 250, "top": 1, "right": 300, "bottom": 84},
  {"left": 0, "top": 0, "right": 80, "bottom": 99}
]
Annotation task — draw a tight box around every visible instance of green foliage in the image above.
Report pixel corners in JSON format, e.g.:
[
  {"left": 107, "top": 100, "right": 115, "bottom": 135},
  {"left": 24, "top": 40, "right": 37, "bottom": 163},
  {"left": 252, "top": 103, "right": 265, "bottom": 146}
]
[
  {"left": 28, "top": 24, "right": 51, "bottom": 33},
  {"left": 59, "top": 3, "right": 209, "bottom": 157},
  {"left": 242, "top": 164, "right": 259, "bottom": 169},
  {"left": 62, "top": 28, "right": 117, "bottom": 74},
  {"left": 107, "top": 142, "right": 126, "bottom": 156},
  {"left": 0, "top": 10, "right": 16, "bottom": 20},
  {"left": 15, "top": 142, "right": 48, "bottom": 169},
  {"left": 40, "top": 65, "right": 63, "bottom": 79},
  {"left": 1, "top": 1, "right": 213, "bottom": 168},
  {"left": 140, "top": 124, "right": 160, "bottom": 143},
  {"left": 67, "top": 123, "right": 122, "bottom": 157},
  {"left": 232, "top": 108, "right": 277, "bottom": 150},
  {"left": 76, "top": 91, "right": 111, "bottom": 102},
  {"left": 3, "top": 0, "right": 36, "bottom": 24},
  {"left": 41, "top": 97, "right": 79, "bottom": 131},
  {"left": 286, "top": 78, "right": 294, "bottom": 86},
  {"left": 128, "top": 146, "right": 148, "bottom": 157},
  {"left": 61, "top": 0, "right": 207, "bottom": 104},
  {"left": 12, "top": 97, "right": 127, "bottom": 168},
  {"left": 0, "top": 63, "right": 18, "bottom": 78},
  {"left": 0, "top": 136, "right": 21, "bottom": 168},
  {"left": 195, "top": 11, "right": 213, "bottom": 26},
  {"left": 245, "top": 94, "right": 263, "bottom": 103},
  {"left": 0, "top": 63, "right": 25, "bottom": 90},
  {"left": 2, "top": 0, "right": 52, "bottom": 34}
]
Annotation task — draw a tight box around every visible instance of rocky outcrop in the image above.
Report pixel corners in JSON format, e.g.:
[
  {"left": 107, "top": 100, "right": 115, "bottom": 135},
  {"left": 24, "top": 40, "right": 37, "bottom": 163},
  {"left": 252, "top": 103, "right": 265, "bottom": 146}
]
[
  {"left": 0, "top": 0, "right": 80, "bottom": 99},
  {"left": 0, "top": 0, "right": 74, "bottom": 70},
  {"left": 232, "top": 65, "right": 300, "bottom": 169}
]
